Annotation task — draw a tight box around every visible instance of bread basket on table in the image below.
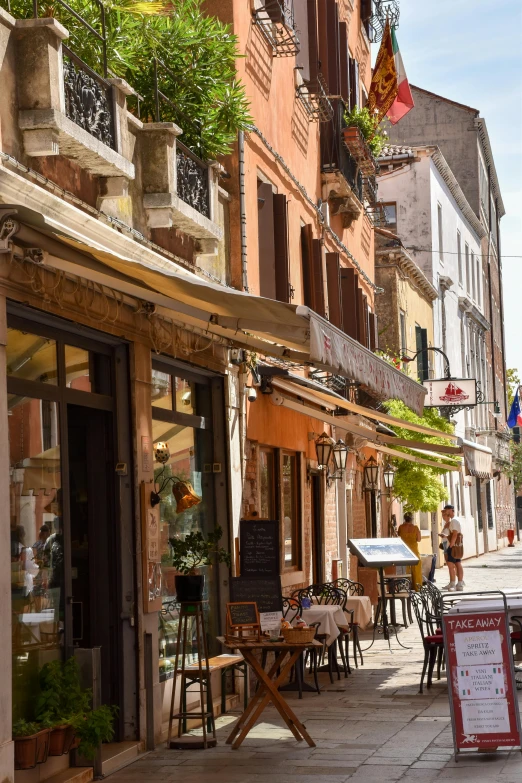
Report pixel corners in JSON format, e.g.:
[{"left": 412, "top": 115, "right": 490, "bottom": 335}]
[{"left": 281, "top": 626, "right": 316, "bottom": 644}]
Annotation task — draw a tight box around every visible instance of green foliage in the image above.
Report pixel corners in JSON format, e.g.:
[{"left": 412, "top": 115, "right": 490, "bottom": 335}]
[
  {"left": 169, "top": 525, "right": 231, "bottom": 574},
  {"left": 5, "top": 0, "right": 251, "bottom": 159},
  {"left": 72, "top": 706, "right": 117, "bottom": 760},
  {"left": 507, "top": 368, "right": 520, "bottom": 408},
  {"left": 383, "top": 400, "right": 457, "bottom": 513},
  {"left": 508, "top": 441, "right": 522, "bottom": 494},
  {"left": 12, "top": 720, "right": 42, "bottom": 737},
  {"left": 344, "top": 105, "right": 388, "bottom": 157},
  {"left": 35, "top": 658, "right": 90, "bottom": 724}
]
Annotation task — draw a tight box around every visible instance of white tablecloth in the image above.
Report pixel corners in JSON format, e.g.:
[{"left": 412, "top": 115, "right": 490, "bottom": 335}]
[
  {"left": 447, "top": 597, "right": 522, "bottom": 624},
  {"left": 300, "top": 605, "right": 348, "bottom": 645},
  {"left": 345, "top": 596, "right": 372, "bottom": 630}
]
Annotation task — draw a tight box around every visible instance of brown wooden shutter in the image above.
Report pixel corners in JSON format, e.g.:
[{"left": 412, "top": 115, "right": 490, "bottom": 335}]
[
  {"left": 339, "top": 22, "right": 349, "bottom": 103},
  {"left": 300, "top": 224, "right": 314, "bottom": 308},
  {"left": 273, "top": 194, "right": 290, "bottom": 303},
  {"left": 317, "top": 0, "right": 328, "bottom": 83},
  {"left": 361, "top": 295, "right": 369, "bottom": 348},
  {"left": 326, "top": 0, "right": 341, "bottom": 97},
  {"left": 307, "top": 0, "right": 319, "bottom": 85},
  {"left": 349, "top": 57, "right": 360, "bottom": 109},
  {"left": 360, "top": 0, "right": 372, "bottom": 38},
  {"left": 357, "top": 290, "right": 367, "bottom": 346},
  {"left": 326, "top": 252, "right": 343, "bottom": 329},
  {"left": 295, "top": 0, "right": 311, "bottom": 82},
  {"left": 369, "top": 312, "right": 378, "bottom": 351},
  {"left": 340, "top": 268, "right": 358, "bottom": 339},
  {"left": 312, "top": 239, "right": 326, "bottom": 317}
]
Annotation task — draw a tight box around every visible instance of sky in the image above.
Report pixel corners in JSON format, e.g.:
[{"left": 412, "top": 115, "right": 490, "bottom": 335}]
[{"left": 382, "top": 0, "right": 522, "bottom": 377}]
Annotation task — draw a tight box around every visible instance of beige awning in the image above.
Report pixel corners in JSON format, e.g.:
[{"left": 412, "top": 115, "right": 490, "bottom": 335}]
[
  {"left": 2, "top": 175, "right": 425, "bottom": 412},
  {"left": 461, "top": 439, "right": 493, "bottom": 479}
]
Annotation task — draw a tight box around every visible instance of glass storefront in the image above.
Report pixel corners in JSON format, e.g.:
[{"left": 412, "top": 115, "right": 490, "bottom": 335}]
[{"left": 151, "top": 362, "right": 220, "bottom": 682}]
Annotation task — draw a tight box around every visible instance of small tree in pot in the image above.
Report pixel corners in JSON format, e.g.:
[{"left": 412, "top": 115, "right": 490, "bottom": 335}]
[{"left": 169, "top": 526, "right": 231, "bottom": 602}]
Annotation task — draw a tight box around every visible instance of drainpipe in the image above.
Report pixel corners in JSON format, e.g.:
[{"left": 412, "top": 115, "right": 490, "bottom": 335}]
[
  {"left": 486, "top": 165, "right": 497, "bottom": 433},
  {"left": 238, "top": 131, "right": 248, "bottom": 292}
]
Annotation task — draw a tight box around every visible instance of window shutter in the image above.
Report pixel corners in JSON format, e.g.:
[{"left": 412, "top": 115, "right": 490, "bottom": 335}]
[
  {"left": 300, "top": 224, "right": 314, "bottom": 308},
  {"left": 312, "top": 239, "right": 326, "bottom": 317},
  {"left": 369, "top": 312, "right": 378, "bottom": 351},
  {"left": 295, "top": 0, "right": 311, "bottom": 82},
  {"left": 306, "top": 0, "right": 319, "bottom": 85},
  {"left": 339, "top": 22, "right": 349, "bottom": 103},
  {"left": 326, "top": 252, "right": 343, "bottom": 329},
  {"left": 358, "top": 291, "right": 368, "bottom": 347},
  {"left": 273, "top": 194, "right": 290, "bottom": 303},
  {"left": 317, "top": 0, "right": 328, "bottom": 83},
  {"left": 326, "top": 0, "right": 341, "bottom": 98},
  {"left": 360, "top": 0, "right": 372, "bottom": 38},
  {"left": 340, "top": 268, "right": 358, "bottom": 339},
  {"left": 415, "top": 326, "right": 429, "bottom": 382}
]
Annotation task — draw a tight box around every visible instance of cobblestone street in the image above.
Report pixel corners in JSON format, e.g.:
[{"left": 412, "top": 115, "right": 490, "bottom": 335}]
[{"left": 108, "top": 545, "right": 522, "bottom": 783}]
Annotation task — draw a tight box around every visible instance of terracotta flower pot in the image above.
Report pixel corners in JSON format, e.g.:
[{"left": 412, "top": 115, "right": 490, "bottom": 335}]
[
  {"left": 49, "top": 724, "right": 76, "bottom": 756},
  {"left": 507, "top": 529, "right": 515, "bottom": 547},
  {"left": 14, "top": 728, "right": 50, "bottom": 770}
]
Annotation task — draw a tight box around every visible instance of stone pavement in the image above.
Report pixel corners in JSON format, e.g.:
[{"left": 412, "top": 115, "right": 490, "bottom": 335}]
[{"left": 109, "top": 545, "right": 522, "bottom": 783}]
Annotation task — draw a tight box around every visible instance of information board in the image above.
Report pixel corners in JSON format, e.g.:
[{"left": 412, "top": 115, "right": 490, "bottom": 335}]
[
  {"left": 230, "top": 576, "right": 283, "bottom": 631},
  {"left": 347, "top": 537, "right": 419, "bottom": 567},
  {"left": 239, "top": 519, "right": 279, "bottom": 576},
  {"left": 442, "top": 610, "right": 521, "bottom": 753},
  {"left": 227, "top": 602, "right": 258, "bottom": 627}
]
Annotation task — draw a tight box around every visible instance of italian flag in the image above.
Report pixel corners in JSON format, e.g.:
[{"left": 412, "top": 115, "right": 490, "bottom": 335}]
[{"left": 387, "top": 27, "right": 414, "bottom": 125}]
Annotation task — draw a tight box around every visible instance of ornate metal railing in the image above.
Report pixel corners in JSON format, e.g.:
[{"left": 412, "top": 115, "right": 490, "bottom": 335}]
[
  {"left": 63, "top": 48, "right": 115, "bottom": 149},
  {"left": 296, "top": 72, "right": 334, "bottom": 123},
  {"left": 321, "top": 99, "right": 363, "bottom": 202},
  {"left": 252, "top": 0, "right": 299, "bottom": 56},
  {"left": 176, "top": 141, "right": 210, "bottom": 218}
]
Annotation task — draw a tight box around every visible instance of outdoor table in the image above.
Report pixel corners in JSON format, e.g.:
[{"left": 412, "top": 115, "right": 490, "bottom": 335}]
[
  {"left": 218, "top": 636, "right": 320, "bottom": 749},
  {"left": 301, "top": 604, "right": 347, "bottom": 645},
  {"left": 345, "top": 595, "right": 372, "bottom": 630}
]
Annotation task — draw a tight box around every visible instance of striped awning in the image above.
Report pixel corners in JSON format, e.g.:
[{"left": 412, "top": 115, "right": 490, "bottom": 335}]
[{"left": 461, "top": 439, "right": 493, "bottom": 479}]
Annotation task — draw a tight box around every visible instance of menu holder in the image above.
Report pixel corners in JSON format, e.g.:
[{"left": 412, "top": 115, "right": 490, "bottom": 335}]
[{"left": 225, "top": 602, "right": 261, "bottom": 644}]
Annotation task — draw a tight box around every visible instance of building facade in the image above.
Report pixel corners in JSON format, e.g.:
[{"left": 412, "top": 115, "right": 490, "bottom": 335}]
[{"left": 387, "top": 86, "right": 515, "bottom": 548}]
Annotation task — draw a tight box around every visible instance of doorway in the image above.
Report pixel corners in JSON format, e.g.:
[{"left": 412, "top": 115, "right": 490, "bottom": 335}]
[
  {"left": 68, "top": 405, "right": 120, "bottom": 713},
  {"left": 311, "top": 474, "right": 324, "bottom": 584}
]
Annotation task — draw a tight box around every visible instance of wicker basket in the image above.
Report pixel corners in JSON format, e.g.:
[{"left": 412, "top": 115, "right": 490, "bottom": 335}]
[{"left": 281, "top": 626, "right": 316, "bottom": 644}]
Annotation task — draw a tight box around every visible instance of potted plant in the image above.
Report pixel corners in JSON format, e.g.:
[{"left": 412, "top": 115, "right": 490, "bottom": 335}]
[
  {"left": 169, "top": 526, "right": 231, "bottom": 602},
  {"left": 342, "top": 106, "right": 387, "bottom": 174},
  {"left": 35, "top": 658, "right": 116, "bottom": 758},
  {"left": 13, "top": 720, "right": 51, "bottom": 770}
]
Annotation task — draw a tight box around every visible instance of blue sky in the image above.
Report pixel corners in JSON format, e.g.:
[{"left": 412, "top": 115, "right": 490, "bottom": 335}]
[{"left": 381, "top": 0, "right": 522, "bottom": 376}]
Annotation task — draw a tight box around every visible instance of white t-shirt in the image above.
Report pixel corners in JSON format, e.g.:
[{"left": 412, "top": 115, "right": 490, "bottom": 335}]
[{"left": 449, "top": 517, "right": 462, "bottom": 534}]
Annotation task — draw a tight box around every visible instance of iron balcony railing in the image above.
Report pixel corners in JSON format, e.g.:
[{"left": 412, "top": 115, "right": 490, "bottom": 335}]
[
  {"left": 320, "top": 99, "right": 363, "bottom": 202},
  {"left": 252, "top": 0, "right": 299, "bottom": 56}
]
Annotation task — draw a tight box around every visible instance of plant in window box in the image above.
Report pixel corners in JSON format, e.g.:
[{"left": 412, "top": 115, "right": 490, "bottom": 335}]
[
  {"left": 342, "top": 106, "right": 387, "bottom": 176},
  {"left": 13, "top": 720, "right": 51, "bottom": 770},
  {"left": 169, "top": 526, "right": 231, "bottom": 602}
]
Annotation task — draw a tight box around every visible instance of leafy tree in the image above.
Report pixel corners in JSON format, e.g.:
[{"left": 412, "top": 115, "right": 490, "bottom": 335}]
[
  {"left": 508, "top": 442, "right": 522, "bottom": 494},
  {"left": 383, "top": 400, "right": 458, "bottom": 513},
  {"left": 6, "top": 0, "right": 251, "bottom": 159},
  {"left": 507, "top": 368, "right": 520, "bottom": 408}
]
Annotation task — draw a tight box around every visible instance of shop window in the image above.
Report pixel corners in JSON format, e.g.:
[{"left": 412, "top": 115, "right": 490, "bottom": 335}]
[
  {"left": 152, "top": 360, "right": 219, "bottom": 680},
  {"left": 282, "top": 451, "right": 300, "bottom": 568},
  {"left": 259, "top": 446, "right": 276, "bottom": 518},
  {"left": 64, "top": 344, "right": 111, "bottom": 395},
  {"left": 7, "top": 328, "right": 58, "bottom": 385},
  {"left": 9, "top": 394, "right": 63, "bottom": 721}
]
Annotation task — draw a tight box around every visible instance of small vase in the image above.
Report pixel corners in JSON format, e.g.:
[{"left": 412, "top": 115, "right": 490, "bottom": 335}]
[
  {"left": 175, "top": 573, "right": 205, "bottom": 602},
  {"left": 507, "top": 529, "right": 516, "bottom": 547}
]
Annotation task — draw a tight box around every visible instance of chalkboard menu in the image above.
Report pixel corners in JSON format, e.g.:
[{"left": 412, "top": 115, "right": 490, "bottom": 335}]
[
  {"left": 228, "top": 602, "right": 258, "bottom": 627},
  {"left": 230, "top": 576, "right": 283, "bottom": 615},
  {"left": 239, "top": 519, "right": 279, "bottom": 576}
]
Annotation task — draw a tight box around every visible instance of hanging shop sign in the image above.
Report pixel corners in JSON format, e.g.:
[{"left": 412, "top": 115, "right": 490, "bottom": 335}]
[
  {"left": 442, "top": 609, "right": 521, "bottom": 756},
  {"left": 423, "top": 378, "right": 477, "bottom": 408}
]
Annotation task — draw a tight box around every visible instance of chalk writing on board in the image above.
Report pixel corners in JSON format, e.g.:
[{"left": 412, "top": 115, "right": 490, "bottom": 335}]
[
  {"left": 240, "top": 520, "right": 279, "bottom": 576},
  {"left": 228, "top": 602, "right": 258, "bottom": 626},
  {"left": 230, "top": 577, "right": 282, "bottom": 615}
]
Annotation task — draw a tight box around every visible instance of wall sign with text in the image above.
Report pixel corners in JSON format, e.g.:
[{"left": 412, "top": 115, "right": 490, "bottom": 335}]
[{"left": 442, "top": 611, "right": 521, "bottom": 754}]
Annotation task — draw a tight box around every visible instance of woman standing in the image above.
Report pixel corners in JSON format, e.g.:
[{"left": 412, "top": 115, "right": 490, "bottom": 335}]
[{"left": 398, "top": 512, "right": 422, "bottom": 591}]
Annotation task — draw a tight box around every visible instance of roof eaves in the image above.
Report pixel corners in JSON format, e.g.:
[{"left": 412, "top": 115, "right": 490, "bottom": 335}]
[{"left": 475, "top": 118, "right": 506, "bottom": 217}]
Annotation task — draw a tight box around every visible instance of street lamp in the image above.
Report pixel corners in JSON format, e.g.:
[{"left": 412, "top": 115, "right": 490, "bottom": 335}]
[
  {"left": 332, "top": 439, "right": 349, "bottom": 473},
  {"left": 363, "top": 456, "right": 380, "bottom": 491},
  {"left": 315, "top": 432, "right": 335, "bottom": 471},
  {"left": 383, "top": 463, "right": 396, "bottom": 493}
]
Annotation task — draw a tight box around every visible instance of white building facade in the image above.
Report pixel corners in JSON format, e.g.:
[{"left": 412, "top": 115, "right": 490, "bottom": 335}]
[{"left": 377, "top": 145, "right": 496, "bottom": 557}]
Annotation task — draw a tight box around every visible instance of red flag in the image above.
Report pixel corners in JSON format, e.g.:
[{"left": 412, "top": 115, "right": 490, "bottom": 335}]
[{"left": 367, "top": 19, "right": 398, "bottom": 124}]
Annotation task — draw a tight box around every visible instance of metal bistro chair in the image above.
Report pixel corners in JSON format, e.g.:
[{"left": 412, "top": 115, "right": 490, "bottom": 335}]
[
  {"left": 332, "top": 578, "right": 365, "bottom": 668},
  {"left": 409, "top": 590, "right": 444, "bottom": 694},
  {"left": 420, "top": 579, "right": 445, "bottom": 678},
  {"left": 509, "top": 615, "right": 522, "bottom": 691},
  {"left": 376, "top": 576, "right": 413, "bottom": 629},
  {"left": 293, "top": 584, "right": 342, "bottom": 683}
]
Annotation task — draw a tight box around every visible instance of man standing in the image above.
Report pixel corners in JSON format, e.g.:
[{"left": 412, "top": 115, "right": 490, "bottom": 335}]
[{"left": 440, "top": 504, "right": 465, "bottom": 591}]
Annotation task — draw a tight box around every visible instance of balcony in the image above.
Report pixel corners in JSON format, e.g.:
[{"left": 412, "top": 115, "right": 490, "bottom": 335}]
[
  {"left": 252, "top": 0, "right": 299, "bottom": 56},
  {"left": 295, "top": 69, "right": 334, "bottom": 123},
  {"left": 16, "top": 14, "right": 134, "bottom": 180},
  {"left": 341, "top": 126, "right": 378, "bottom": 177},
  {"left": 320, "top": 99, "right": 363, "bottom": 227}
]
